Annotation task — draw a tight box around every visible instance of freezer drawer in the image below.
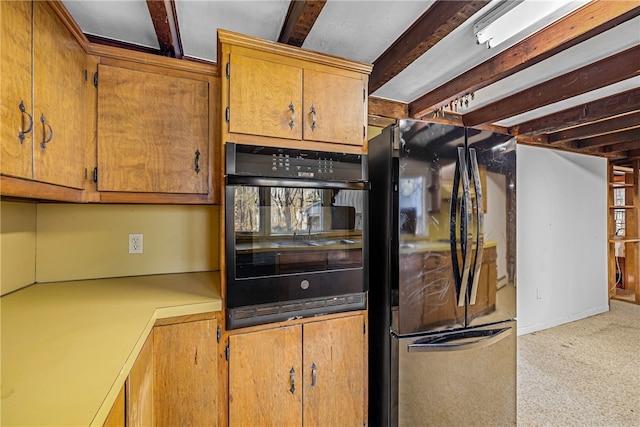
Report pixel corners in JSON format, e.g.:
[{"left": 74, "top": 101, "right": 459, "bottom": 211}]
[{"left": 391, "top": 321, "right": 516, "bottom": 427}]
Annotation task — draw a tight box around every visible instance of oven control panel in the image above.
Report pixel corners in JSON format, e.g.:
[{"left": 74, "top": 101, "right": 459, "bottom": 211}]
[{"left": 226, "top": 143, "right": 367, "bottom": 181}]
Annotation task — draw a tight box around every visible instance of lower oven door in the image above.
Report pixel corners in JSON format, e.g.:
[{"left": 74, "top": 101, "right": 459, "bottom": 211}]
[{"left": 225, "top": 182, "right": 367, "bottom": 329}]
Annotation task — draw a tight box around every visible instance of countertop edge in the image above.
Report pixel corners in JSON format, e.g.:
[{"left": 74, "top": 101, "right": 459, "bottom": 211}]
[{"left": 90, "top": 300, "right": 221, "bottom": 427}]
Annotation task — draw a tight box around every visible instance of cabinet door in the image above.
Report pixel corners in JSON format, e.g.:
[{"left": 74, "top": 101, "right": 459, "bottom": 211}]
[
  {"left": 33, "top": 1, "right": 86, "bottom": 189},
  {"left": 127, "top": 334, "right": 154, "bottom": 427},
  {"left": 154, "top": 319, "right": 217, "bottom": 426},
  {"left": 0, "top": 0, "right": 33, "bottom": 180},
  {"left": 229, "top": 325, "right": 302, "bottom": 427},
  {"left": 103, "top": 385, "right": 126, "bottom": 427},
  {"left": 97, "top": 63, "right": 209, "bottom": 194},
  {"left": 303, "top": 315, "right": 365, "bottom": 427},
  {"left": 228, "top": 53, "right": 302, "bottom": 140},
  {"left": 303, "top": 69, "right": 365, "bottom": 146}
]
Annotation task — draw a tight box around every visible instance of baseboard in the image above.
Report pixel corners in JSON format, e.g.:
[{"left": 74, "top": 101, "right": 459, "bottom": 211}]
[{"left": 516, "top": 304, "right": 610, "bottom": 336}]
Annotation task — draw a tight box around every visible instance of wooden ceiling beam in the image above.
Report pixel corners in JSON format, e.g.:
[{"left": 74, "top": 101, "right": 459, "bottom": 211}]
[
  {"left": 510, "top": 88, "right": 640, "bottom": 136},
  {"left": 278, "top": 0, "right": 326, "bottom": 47},
  {"left": 368, "top": 96, "right": 409, "bottom": 120},
  {"left": 409, "top": 0, "right": 640, "bottom": 118},
  {"left": 602, "top": 140, "right": 640, "bottom": 154},
  {"left": 627, "top": 149, "right": 640, "bottom": 160},
  {"left": 369, "top": 0, "right": 488, "bottom": 94},
  {"left": 578, "top": 128, "right": 640, "bottom": 150},
  {"left": 146, "top": 0, "right": 182, "bottom": 58},
  {"left": 462, "top": 46, "right": 640, "bottom": 127},
  {"left": 547, "top": 111, "right": 640, "bottom": 145}
]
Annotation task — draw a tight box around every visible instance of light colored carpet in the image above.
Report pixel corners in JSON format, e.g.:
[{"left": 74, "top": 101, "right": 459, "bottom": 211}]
[{"left": 517, "top": 300, "right": 640, "bottom": 426}]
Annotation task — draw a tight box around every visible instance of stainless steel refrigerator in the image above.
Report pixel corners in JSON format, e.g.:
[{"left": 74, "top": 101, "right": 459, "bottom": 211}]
[{"left": 368, "top": 119, "right": 517, "bottom": 426}]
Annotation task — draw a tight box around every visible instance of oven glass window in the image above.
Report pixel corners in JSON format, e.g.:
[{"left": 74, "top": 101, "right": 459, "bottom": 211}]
[{"left": 233, "top": 186, "right": 364, "bottom": 278}]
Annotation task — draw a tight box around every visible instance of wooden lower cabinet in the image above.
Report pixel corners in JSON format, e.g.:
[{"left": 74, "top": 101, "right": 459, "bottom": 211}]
[
  {"left": 227, "top": 313, "right": 365, "bottom": 427},
  {"left": 127, "top": 333, "right": 154, "bottom": 427},
  {"left": 103, "top": 385, "right": 126, "bottom": 427},
  {"left": 154, "top": 319, "right": 218, "bottom": 427}
]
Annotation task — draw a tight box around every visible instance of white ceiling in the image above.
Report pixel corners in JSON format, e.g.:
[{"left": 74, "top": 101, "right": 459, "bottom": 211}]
[{"left": 61, "top": 0, "right": 640, "bottom": 127}]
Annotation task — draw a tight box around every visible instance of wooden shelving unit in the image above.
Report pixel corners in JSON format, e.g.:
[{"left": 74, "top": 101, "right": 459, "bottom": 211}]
[{"left": 608, "top": 163, "right": 640, "bottom": 304}]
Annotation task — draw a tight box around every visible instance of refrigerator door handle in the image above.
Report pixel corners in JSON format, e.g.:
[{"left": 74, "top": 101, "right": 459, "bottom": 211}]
[
  {"left": 468, "top": 148, "right": 484, "bottom": 305},
  {"left": 450, "top": 147, "right": 473, "bottom": 307},
  {"left": 407, "top": 326, "right": 512, "bottom": 352}
]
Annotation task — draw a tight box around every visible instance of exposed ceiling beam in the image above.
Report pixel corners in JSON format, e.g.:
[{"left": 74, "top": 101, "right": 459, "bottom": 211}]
[
  {"left": 278, "top": 0, "right": 327, "bottom": 47},
  {"left": 462, "top": 45, "right": 640, "bottom": 127},
  {"left": 146, "top": 0, "right": 182, "bottom": 58},
  {"left": 368, "top": 96, "right": 408, "bottom": 120},
  {"left": 627, "top": 149, "right": 640, "bottom": 161},
  {"left": 369, "top": 0, "right": 489, "bottom": 94},
  {"left": 602, "top": 140, "right": 640, "bottom": 154},
  {"left": 547, "top": 112, "right": 640, "bottom": 144},
  {"left": 409, "top": 0, "right": 640, "bottom": 118},
  {"left": 85, "top": 34, "right": 161, "bottom": 55},
  {"left": 510, "top": 88, "right": 640, "bottom": 135},
  {"left": 578, "top": 128, "right": 640, "bottom": 150}
]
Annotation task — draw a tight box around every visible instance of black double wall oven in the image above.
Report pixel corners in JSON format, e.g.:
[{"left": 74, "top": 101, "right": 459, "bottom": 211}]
[{"left": 225, "top": 143, "right": 368, "bottom": 329}]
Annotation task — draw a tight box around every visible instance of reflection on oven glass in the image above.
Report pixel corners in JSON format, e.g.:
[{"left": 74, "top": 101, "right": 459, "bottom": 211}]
[{"left": 233, "top": 185, "right": 364, "bottom": 278}]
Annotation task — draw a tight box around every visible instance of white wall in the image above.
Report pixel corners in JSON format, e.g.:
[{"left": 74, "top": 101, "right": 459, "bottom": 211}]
[{"left": 517, "top": 145, "right": 608, "bottom": 335}]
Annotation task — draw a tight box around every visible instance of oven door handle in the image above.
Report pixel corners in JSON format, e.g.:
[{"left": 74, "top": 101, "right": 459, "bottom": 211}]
[{"left": 226, "top": 175, "right": 368, "bottom": 190}]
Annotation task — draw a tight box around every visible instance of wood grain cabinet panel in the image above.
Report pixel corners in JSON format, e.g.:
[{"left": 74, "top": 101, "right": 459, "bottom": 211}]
[
  {"left": 96, "top": 63, "right": 209, "bottom": 194},
  {"left": 127, "top": 334, "right": 154, "bottom": 427},
  {"left": 154, "top": 319, "right": 218, "bottom": 427},
  {"left": 228, "top": 53, "right": 303, "bottom": 140},
  {"left": 227, "top": 313, "right": 366, "bottom": 427},
  {"left": 103, "top": 385, "right": 126, "bottom": 427},
  {"left": 303, "top": 69, "right": 365, "bottom": 146},
  {"left": 1, "top": 0, "right": 86, "bottom": 190},
  {"left": 32, "top": 0, "right": 86, "bottom": 189},
  {"left": 0, "top": 0, "right": 33, "bottom": 181},
  {"left": 228, "top": 325, "right": 303, "bottom": 427},
  {"left": 302, "top": 315, "right": 364, "bottom": 427},
  {"left": 219, "top": 30, "right": 371, "bottom": 152}
]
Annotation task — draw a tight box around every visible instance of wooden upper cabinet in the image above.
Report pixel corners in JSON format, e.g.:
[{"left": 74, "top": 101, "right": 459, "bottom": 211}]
[
  {"left": 219, "top": 29, "right": 372, "bottom": 152},
  {"left": 1, "top": 0, "right": 86, "bottom": 190},
  {"left": 303, "top": 69, "right": 365, "bottom": 146},
  {"left": 32, "top": 1, "right": 86, "bottom": 189},
  {"left": 229, "top": 53, "right": 303, "bottom": 140},
  {"left": 96, "top": 62, "right": 210, "bottom": 194},
  {"left": 0, "top": 0, "right": 33, "bottom": 181}
]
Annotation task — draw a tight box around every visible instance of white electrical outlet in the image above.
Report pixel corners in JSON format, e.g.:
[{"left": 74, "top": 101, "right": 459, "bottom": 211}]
[
  {"left": 536, "top": 288, "right": 542, "bottom": 299},
  {"left": 129, "top": 233, "right": 143, "bottom": 254}
]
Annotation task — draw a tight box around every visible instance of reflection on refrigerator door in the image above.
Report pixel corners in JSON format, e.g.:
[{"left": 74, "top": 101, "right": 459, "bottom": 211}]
[{"left": 392, "top": 321, "right": 517, "bottom": 427}]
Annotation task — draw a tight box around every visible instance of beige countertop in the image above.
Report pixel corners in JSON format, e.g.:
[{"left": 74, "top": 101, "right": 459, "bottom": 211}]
[{"left": 1, "top": 271, "right": 222, "bottom": 427}]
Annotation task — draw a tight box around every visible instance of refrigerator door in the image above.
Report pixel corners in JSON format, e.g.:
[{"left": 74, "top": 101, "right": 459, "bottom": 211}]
[
  {"left": 466, "top": 130, "right": 517, "bottom": 327},
  {"left": 392, "top": 320, "right": 517, "bottom": 427},
  {"left": 396, "top": 119, "right": 467, "bottom": 335}
]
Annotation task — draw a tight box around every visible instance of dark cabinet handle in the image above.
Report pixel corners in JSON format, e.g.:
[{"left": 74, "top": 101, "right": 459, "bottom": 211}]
[
  {"left": 289, "top": 367, "right": 295, "bottom": 394},
  {"left": 289, "top": 102, "right": 295, "bottom": 129},
  {"left": 18, "top": 100, "right": 33, "bottom": 144},
  {"left": 310, "top": 105, "right": 317, "bottom": 131},
  {"left": 40, "top": 114, "right": 53, "bottom": 150},
  {"left": 311, "top": 362, "right": 317, "bottom": 387},
  {"left": 194, "top": 149, "right": 201, "bottom": 174}
]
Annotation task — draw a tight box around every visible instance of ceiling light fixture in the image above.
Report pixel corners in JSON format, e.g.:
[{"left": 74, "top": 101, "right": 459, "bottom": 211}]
[{"left": 474, "top": 0, "right": 570, "bottom": 49}]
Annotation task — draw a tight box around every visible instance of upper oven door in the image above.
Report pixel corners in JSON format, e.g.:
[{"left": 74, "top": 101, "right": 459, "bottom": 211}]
[{"left": 225, "top": 182, "right": 366, "bottom": 304}]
